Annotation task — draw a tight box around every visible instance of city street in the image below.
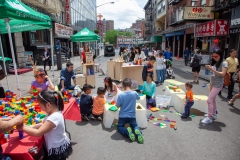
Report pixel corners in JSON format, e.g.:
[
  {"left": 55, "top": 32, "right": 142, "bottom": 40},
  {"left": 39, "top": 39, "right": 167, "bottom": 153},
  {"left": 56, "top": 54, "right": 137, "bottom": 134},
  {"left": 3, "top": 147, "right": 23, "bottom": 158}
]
[{"left": 1, "top": 50, "right": 240, "bottom": 160}]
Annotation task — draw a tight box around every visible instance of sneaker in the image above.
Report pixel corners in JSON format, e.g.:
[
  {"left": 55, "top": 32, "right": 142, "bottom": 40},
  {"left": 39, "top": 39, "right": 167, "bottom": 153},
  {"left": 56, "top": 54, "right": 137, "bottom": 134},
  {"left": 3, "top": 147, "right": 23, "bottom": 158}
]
[
  {"left": 89, "top": 114, "right": 96, "bottom": 120},
  {"left": 127, "top": 127, "right": 135, "bottom": 142},
  {"left": 181, "top": 115, "right": 188, "bottom": 118},
  {"left": 81, "top": 115, "right": 89, "bottom": 121},
  {"left": 227, "top": 95, "right": 233, "bottom": 99},
  {"left": 228, "top": 100, "right": 234, "bottom": 106},
  {"left": 134, "top": 129, "right": 144, "bottom": 144},
  {"left": 97, "top": 117, "right": 102, "bottom": 121},
  {"left": 201, "top": 117, "right": 213, "bottom": 124},
  {"left": 212, "top": 114, "right": 217, "bottom": 120},
  {"left": 204, "top": 113, "right": 208, "bottom": 117}
]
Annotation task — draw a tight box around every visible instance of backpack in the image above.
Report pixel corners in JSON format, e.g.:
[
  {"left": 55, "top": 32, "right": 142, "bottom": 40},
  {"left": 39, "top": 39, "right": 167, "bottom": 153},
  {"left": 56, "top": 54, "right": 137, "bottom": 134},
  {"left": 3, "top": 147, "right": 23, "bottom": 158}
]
[
  {"left": 224, "top": 72, "right": 231, "bottom": 86},
  {"left": 232, "top": 70, "right": 239, "bottom": 83},
  {"left": 191, "top": 55, "right": 200, "bottom": 68}
]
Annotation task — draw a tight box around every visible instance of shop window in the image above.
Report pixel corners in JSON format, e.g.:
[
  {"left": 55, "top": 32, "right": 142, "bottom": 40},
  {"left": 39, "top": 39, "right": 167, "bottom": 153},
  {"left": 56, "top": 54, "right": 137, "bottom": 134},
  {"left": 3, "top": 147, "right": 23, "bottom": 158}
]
[
  {"left": 30, "top": 30, "right": 48, "bottom": 45},
  {"left": 191, "top": 0, "right": 198, "bottom": 6},
  {"left": 201, "top": 0, "right": 206, "bottom": 6}
]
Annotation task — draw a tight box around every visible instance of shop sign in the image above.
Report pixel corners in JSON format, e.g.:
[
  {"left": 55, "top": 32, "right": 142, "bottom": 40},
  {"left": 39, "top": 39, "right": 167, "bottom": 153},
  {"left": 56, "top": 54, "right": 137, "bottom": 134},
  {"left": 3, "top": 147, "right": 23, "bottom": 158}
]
[
  {"left": 66, "top": 0, "right": 71, "bottom": 25},
  {"left": 195, "top": 20, "right": 229, "bottom": 37},
  {"left": 183, "top": 7, "right": 214, "bottom": 20},
  {"left": 229, "top": 27, "right": 240, "bottom": 34},
  {"left": 195, "top": 21, "right": 215, "bottom": 37},
  {"left": 55, "top": 23, "right": 72, "bottom": 37},
  {"left": 231, "top": 18, "right": 240, "bottom": 26}
]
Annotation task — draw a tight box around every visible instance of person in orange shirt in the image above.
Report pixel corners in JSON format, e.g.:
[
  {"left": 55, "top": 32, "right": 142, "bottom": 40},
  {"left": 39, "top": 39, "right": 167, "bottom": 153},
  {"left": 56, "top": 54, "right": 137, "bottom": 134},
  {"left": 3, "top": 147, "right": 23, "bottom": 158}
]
[
  {"left": 81, "top": 45, "right": 89, "bottom": 64},
  {"left": 92, "top": 87, "right": 106, "bottom": 121},
  {"left": 181, "top": 82, "right": 194, "bottom": 118}
]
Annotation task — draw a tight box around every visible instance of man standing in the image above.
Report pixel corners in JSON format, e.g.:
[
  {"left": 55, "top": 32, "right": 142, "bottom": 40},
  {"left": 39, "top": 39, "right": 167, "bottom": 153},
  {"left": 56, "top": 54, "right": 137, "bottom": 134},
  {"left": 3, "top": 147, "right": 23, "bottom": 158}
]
[
  {"left": 191, "top": 50, "right": 202, "bottom": 84},
  {"left": 144, "top": 45, "right": 149, "bottom": 58},
  {"left": 58, "top": 62, "right": 76, "bottom": 91},
  {"left": 42, "top": 47, "right": 51, "bottom": 71},
  {"left": 164, "top": 47, "right": 173, "bottom": 61},
  {"left": 184, "top": 47, "right": 191, "bottom": 66},
  {"left": 226, "top": 49, "right": 239, "bottom": 99}
]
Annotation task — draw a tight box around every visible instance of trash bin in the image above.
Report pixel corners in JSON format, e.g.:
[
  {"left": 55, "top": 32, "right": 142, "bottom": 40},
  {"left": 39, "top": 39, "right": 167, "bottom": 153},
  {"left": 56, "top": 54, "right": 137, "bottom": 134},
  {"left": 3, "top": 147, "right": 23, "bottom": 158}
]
[{"left": 56, "top": 52, "right": 62, "bottom": 70}]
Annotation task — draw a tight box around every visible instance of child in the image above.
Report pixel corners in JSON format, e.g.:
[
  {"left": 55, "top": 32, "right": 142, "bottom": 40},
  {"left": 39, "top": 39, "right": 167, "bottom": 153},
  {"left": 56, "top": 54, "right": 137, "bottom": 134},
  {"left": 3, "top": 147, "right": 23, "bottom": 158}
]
[
  {"left": 142, "top": 74, "right": 156, "bottom": 108},
  {"left": 181, "top": 82, "right": 194, "bottom": 118},
  {"left": 104, "top": 77, "right": 118, "bottom": 97},
  {"left": 30, "top": 68, "right": 54, "bottom": 93},
  {"left": 166, "top": 66, "right": 175, "bottom": 79},
  {"left": 17, "top": 90, "right": 72, "bottom": 159},
  {"left": 80, "top": 84, "right": 94, "bottom": 121},
  {"left": 92, "top": 87, "right": 106, "bottom": 121},
  {"left": 116, "top": 78, "right": 144, "bottom": 144},
  {"left": 142, "top": 56, "right": 156, "bottom": 81}
]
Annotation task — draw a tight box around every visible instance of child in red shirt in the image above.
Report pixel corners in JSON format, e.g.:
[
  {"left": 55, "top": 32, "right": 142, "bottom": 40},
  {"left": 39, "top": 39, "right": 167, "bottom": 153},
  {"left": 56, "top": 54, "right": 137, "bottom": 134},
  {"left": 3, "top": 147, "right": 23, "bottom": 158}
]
[
  {"left": 181, "top": 82, "right": 194, "bottom": 118},
  {"left": 81, "top": 45, "right": 89, "bottom": 64}
]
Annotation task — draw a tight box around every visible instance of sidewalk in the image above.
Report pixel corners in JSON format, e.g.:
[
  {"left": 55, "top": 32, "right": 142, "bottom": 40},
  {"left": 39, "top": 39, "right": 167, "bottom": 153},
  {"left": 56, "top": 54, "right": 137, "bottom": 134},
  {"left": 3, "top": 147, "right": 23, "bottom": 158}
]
[
  {"left": 172, "top": 58, "right": 239, "bottom": 93},
  {"left": 1, "top": 49, "right": 105, "bottom": 97}
]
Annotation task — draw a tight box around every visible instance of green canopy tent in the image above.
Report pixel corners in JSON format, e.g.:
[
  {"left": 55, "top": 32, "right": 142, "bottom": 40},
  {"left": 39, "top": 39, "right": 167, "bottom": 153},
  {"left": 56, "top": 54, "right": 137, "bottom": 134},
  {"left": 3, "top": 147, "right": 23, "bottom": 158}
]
[
  {"left": 71, "top": 28, "right": 100, "bottom": 42},
  {"left": 0, "top": 0, "right": 53, "bottom": 96}
]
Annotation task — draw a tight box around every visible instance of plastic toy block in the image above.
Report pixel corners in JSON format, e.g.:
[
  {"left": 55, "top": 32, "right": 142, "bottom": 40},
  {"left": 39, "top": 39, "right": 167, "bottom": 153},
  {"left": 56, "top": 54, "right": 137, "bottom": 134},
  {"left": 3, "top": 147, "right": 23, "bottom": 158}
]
[
  {"left": 157, "top": 118, "right": 162, "bottom": 121},
  {"left": 165, "top": 117, "right": 169, "bottom": 120},
  {"left": 163, "top": 110, "right": 168, "bottom": 112},
  {"left": 190, "top": 114, "right": 195, "bottom": 117}
]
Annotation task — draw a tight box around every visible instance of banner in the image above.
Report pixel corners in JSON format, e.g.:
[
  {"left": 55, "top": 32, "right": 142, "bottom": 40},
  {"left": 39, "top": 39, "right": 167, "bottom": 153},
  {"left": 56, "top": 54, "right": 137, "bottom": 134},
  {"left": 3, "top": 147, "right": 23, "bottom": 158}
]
[
  {"left": 55, "top": 23, "right": 72, "bottom": 37},
  {"left": 183, "top": 7, "right": 214, "bottom": 20}
]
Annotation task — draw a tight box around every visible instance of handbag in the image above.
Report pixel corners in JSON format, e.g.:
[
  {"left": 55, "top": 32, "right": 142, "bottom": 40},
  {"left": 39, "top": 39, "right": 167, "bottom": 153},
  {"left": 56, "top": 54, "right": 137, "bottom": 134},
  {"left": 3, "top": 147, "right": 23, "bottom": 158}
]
[
  {"left": 232, "top": 70, "right": 239, "bottom": 83},
  {"left": 224, "top": 72, "right": 231, "bottom": 86},
  {"left": 191, "top": 55, "right": 200, "bottom": 68}
]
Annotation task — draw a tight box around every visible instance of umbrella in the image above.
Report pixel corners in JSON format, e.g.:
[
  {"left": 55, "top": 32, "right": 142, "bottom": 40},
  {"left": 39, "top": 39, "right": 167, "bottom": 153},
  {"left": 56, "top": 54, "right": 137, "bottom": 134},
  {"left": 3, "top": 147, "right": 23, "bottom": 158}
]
[
  {"left": 71, "top": 27, "right": 100, "bottom": 42},
  {"left": 0, "top": 0, "right": 52, "bottom": 97}
]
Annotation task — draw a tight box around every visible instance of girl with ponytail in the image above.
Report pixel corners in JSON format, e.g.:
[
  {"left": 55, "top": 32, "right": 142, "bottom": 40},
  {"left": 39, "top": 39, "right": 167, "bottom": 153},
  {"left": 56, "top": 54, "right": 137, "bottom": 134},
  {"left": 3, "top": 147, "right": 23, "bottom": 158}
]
[{"left": 17, "top": 90, "right": 72, "bottom": 160}]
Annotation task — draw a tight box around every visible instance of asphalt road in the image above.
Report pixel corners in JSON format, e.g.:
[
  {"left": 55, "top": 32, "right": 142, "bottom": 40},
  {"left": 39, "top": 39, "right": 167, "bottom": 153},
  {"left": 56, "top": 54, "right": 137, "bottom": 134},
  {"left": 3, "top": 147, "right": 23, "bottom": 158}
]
[{"left": 66, "top": 56, "right": 240, "bottom": 160}]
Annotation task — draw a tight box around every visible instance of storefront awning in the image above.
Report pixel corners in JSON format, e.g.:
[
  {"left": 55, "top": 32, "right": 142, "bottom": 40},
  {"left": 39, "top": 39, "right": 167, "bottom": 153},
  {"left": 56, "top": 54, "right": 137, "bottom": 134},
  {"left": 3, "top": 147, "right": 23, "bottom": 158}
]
[
  {"left": 157, "top": 23, "right": 195, "bottom": 35},
  {"left": 150, "top": 36, "right": 162, "bottom": 42},
  {"left": 165, "top": 31, "right": 185, "bottom": 37}
]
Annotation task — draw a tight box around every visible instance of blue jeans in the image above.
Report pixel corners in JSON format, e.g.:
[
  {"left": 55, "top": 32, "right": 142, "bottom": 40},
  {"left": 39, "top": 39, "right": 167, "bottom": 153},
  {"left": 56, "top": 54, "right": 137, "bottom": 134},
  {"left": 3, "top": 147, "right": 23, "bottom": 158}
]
[
  {"left": 162, "top": 69, "right": 166, "bottom": 82},
  {"left": 117, "top": 118, "right": 141, "bottom": 137},
  {"left": 183, "top": 102, "right": 194, "bottom": 116},
  {"left": 156, "top": 69, "right": 165, "bottom": 83}
]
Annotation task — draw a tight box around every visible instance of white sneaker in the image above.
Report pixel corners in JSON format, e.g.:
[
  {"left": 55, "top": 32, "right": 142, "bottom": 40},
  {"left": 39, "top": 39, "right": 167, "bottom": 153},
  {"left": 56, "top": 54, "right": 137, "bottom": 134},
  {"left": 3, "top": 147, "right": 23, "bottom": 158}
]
[
  {"left": 204, "top": 113, "right": 208, "bottom": 117},
  {"left": 201, "top": 117, "right": 213, "bottom": 124},
  {"left": 212, "top": 114, "right": 217, "bottom": 120}
]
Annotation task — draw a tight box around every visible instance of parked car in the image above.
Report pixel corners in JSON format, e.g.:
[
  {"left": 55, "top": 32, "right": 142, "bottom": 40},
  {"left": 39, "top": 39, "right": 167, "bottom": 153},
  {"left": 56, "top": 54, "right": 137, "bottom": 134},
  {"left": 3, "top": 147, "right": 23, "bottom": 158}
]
[{"left": 104, "top": 45, "right": 115, "bottom": 56}]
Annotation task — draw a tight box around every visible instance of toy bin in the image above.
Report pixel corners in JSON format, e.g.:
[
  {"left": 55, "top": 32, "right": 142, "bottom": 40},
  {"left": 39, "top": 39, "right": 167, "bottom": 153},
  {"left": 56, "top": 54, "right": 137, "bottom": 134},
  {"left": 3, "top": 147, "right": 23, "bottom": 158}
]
[{"left": 156, "top": 95, "right": 171, "bottom": 108}]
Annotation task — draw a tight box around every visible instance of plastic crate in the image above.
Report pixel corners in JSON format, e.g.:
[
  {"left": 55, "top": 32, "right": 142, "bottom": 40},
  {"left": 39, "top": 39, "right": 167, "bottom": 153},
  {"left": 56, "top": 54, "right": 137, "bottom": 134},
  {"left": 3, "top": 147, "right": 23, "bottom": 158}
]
[{"left": 156, "top": 95, "right": 171, "bottom": 108}]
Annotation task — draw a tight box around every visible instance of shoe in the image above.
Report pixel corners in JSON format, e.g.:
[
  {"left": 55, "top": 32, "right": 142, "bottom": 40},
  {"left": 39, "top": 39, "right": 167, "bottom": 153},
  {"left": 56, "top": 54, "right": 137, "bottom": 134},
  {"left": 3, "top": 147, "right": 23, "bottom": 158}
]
[
  {"left": 216, "top": 109, "right": 218, "bottom": 115},
  {"left": 134, "top": 129, "right": 144, "bottom": 144},
  {"left": 227, "top": 95, "right": 233, "bottom": 99},
  {"left": 97, "top": 117, "right": 102, "bottom": 121},
  {"left": 127, "top": 127, "right": 136, "bottom": 142},
  {"left": 181, "top": 115, "right": 188, "bottom": 118},
  {"left": 228, "top": 100, "right": 234, "bottom": 106},
  {"left": 212, "top": 114, "right": 217, "bottom": 120},
  {"left": 89, "top": 114, "right": 96, "bottom": 120},
  {"left": 201, "top": 117, "right": 213, "bottom": 124},
  {"left": 204, "top": 113, "right": 208, "bottom": 117},
  {"left": 81, "top": 115, "right": 89, "bottom": 121}
]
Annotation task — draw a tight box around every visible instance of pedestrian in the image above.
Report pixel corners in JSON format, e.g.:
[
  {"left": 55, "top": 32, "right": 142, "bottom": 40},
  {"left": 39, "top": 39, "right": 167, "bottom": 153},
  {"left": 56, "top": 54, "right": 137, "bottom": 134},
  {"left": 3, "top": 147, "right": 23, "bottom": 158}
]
[
  {"left": 228, "top": 65, "right": 240, "bottom": 106},
  {"left": 201, "top": 50, "right": 228, "bottom": 124},
  {"left": 144, "top": 45, "right": 149, "bottom": 58},
  {"left": 30, "top": 68, "right": 54, "bottom": 93},
  {"left": 156, "top": 52, "right": 165, "bottom": 85},
  {"left": 225, "top": 49, "right": 239, "bottom": 99},
  {"left": 142, "top": 56, "right": 156, "bottom": 81},
  {"left": 80, "top": 84, "right": 94, "bottom": 121},
  {"left": 116, "top": 78, "right": 144, "bottom": 144},
  {"left": 181, "top": 82, "right": 194, "bottom": 118},
  {"left": 142, "top": 74, "right": 156, "bottom": 108},
  {"left": 17, "top": 90, "right": 73, "bottom": 159},
  {"left": 184, "top": 47, "right": 191, "bottom": 66},
  {"left": 129, "top": 47, "right": 135, "bottom": 62},
  {"left": 164, "top": 47, "right": 173, "bottom": 61},
  {"left": 134, "top": 47, "right": 146, "bottom": 60},
  {"left": 58, "top": 62, "right": 76, "bottom": 91},
  {"left": 81, "top": 45, "right": 89, "bottom": 64},
  {"left": 92, "top": 87, "right": 106, "bottom": 121},
  {"left": 42, "top": 47, "right": 51, "bottom": 71},
  {"left": 191, "top": 50, "right": 202, "bottom": 84}
]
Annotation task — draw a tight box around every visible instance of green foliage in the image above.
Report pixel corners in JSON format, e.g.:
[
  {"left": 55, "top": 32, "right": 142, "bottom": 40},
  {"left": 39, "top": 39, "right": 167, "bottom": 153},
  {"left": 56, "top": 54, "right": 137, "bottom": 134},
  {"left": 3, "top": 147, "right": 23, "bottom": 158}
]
[
  {"left": 105, "top": 30, "right": 135, "bottom": 45},
  {"left": 94, "top": 29, "right": 99, "bottom": 34}
]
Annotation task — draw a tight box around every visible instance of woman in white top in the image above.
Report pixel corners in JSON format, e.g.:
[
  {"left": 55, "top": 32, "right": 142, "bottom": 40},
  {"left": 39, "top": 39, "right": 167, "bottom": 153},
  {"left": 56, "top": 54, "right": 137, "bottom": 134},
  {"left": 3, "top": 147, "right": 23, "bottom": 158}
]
[
  {"left": 18, "top": 91, "right": 72, "bottom": 160},
  {"left": 156, "top": 52, "right": 166, "bottom": 85},
  {"left": 134, "top": 47, "right": 146, "bottom": 61}
]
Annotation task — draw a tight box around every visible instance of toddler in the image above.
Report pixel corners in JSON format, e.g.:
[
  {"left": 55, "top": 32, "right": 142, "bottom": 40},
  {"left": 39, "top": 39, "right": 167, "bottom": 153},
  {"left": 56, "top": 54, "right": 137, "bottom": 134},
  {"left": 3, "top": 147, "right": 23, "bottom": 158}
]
[
  {"left": 142, "top": 74, "right": 156, "bottom": 108},
  {"left": 80, "top": 84, "right": 94, "bottom": 121},
  {"left": 116, "top": 78, "right": 144, "bottom": 144},
  {"left": 92, "top": 87, "right": 106, "bottom": 121},
  {"left": 181, "top": 82, "right": 194, "bottom": 118}
]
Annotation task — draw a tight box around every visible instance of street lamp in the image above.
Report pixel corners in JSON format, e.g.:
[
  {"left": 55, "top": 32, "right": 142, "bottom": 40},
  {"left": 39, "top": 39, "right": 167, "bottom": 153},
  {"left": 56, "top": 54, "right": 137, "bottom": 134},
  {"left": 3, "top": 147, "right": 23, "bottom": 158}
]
[{"left": 96, "top": 1, "right": 114, "bottom": 8}]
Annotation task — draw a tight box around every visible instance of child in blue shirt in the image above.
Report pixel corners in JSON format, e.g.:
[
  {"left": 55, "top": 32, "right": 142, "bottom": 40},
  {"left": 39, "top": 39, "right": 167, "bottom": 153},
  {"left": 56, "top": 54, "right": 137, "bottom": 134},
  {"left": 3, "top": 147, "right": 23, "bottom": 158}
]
[
  {"left": 142, "top": 74, "right": 156, "bottom": 107},
  {"left": 80, "top": 84, "right": 94, "bottom": 121},
  {"left": 116, "top": 78, "right": 144, "bottom": 144}
]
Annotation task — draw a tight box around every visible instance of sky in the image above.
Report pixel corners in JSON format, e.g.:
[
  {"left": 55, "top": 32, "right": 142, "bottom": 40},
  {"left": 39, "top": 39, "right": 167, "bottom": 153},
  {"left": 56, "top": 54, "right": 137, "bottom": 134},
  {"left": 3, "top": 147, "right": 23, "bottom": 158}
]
[{"left": 96, "top": 0, "right": 147, "bottom": 29}]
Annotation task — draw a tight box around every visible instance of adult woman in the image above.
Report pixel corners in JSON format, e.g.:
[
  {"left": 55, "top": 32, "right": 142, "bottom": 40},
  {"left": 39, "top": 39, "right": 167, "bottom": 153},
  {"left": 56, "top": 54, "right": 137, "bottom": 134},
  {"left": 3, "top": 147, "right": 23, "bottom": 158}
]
[
  {"left": 156, "top": 52, "right": 166, "bottom": 85},
  {"left": 104, "top": 77, "right": 118, "bottom": 97},
  {"left": 30, "top": 68, "right": 54, "bottom": 93},
  {"left": 129, "top": 47, "right": 135, "bottom": 62},
  {"left": 134, "top": 47, "right": 146, "bottom": 61},
  {"left": 202, "top": 50, "right": 228, "bottom": 124},
  {"left": 81, "top": 45, "right": 90, "bottom": 64}
]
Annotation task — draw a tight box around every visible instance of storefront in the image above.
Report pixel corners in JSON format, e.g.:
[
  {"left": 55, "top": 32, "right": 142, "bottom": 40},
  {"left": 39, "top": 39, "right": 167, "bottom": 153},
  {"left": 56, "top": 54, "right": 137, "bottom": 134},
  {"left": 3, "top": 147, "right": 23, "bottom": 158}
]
[
  {"left": 229, "top": 6, "right": 240, "bottom": 60},
  {"left": 195, "top": 19, "right": 230, "bottom": 64}
]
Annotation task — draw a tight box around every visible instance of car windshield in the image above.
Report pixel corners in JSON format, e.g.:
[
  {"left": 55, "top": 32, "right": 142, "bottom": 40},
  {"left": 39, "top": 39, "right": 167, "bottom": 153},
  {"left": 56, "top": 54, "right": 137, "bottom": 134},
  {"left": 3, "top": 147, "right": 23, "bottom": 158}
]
[{"left": 105, "top": 46, "right": 114, "bottom": 52}]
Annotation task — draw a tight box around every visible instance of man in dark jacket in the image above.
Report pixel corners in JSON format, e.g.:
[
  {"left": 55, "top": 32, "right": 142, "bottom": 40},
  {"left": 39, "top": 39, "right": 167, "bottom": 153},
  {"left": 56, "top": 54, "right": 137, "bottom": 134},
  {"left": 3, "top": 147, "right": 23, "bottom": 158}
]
[
  {"left": 142, "top": 56, "right": 156, "bottom": 81},
  {"left": 43, "top": 47, "right": 51, "bottom": 71},
  {"left": 184, "top": 47, "right": 191, "bottom": 66}
]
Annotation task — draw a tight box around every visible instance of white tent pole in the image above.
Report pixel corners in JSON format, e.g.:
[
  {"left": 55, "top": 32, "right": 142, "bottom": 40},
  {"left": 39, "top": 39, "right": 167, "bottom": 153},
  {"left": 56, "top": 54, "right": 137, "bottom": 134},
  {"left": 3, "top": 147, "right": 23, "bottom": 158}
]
[
  {"left": 0, "top": 36, "right": 10, "bottom": 90},
  {"left": 50, "top": 28, "right": 54, "bottom": 85},
  {"left": 4, "top": 19, "right": 21, "bottom": 97}
]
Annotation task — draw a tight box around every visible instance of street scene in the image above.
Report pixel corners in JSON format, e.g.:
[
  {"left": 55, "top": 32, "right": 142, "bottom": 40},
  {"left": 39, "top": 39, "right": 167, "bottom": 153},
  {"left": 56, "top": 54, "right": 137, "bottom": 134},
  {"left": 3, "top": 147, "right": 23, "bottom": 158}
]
[{"left": 0, "top": 0, "right": 240, "bottom": 160}]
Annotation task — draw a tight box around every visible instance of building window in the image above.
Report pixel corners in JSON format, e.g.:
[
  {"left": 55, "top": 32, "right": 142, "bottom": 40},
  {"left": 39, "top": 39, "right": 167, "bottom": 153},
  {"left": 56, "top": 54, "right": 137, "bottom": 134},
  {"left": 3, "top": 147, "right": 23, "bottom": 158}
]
[
  {"left": 30, "top": 30, "right": 48, "bottom": 45},
  {"left": 191, "top": 0, "right": 198, "bottom": 6},
  {"left": 201, "top": 0, "right": 206, "bottom": 6}
]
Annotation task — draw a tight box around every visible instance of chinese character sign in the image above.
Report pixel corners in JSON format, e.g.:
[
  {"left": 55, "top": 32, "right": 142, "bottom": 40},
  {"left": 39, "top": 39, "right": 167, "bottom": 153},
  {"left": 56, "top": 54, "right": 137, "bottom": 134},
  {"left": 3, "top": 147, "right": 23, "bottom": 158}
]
[
  {"left": 195, "top": 21, "right": 215, "bottom": 37},
  {"left": 215, "top": 20, "right": 229, "bottom": 36},
  {"left": 66, "top": 0, "right": 71, "bottom": 25}
]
